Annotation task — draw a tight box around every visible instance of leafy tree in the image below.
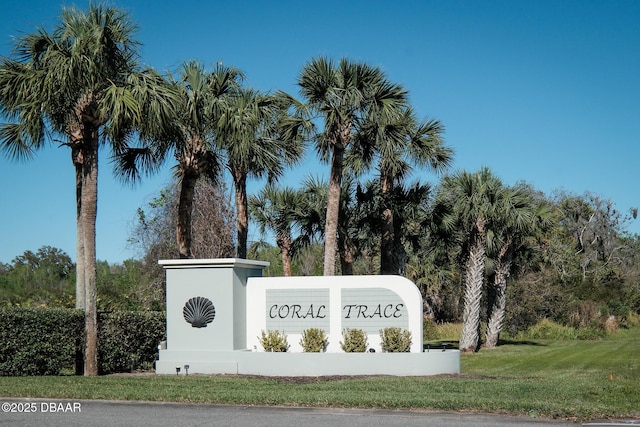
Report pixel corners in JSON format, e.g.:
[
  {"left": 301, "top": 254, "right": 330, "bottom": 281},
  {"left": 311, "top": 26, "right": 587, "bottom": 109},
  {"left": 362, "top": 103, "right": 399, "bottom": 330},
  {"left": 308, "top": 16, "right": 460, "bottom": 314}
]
[
  {"left": 0, "top": 3, "right": 150, "bottom": 375},
  {"left": 0, "top": 246, "right": 75, "bottom": 307},
  {"left": 541, "top": 192, "right": 639, "bottom": 325},
  {"left": 296, "top": 56, "right": 407, "bottom": 275},
  {"left": 96, "top": 258, "right": 164, "bottom": 311},
  {"left": 554, "top": 192, "right": 635, "bottom": 282}
]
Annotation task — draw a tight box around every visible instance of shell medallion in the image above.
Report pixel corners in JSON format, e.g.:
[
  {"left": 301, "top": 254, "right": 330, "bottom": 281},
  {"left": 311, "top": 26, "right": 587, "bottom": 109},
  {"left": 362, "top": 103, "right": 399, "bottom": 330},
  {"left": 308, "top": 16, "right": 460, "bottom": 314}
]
[{"left": 183, "top": 296, "right": 216, "bottom": 328}]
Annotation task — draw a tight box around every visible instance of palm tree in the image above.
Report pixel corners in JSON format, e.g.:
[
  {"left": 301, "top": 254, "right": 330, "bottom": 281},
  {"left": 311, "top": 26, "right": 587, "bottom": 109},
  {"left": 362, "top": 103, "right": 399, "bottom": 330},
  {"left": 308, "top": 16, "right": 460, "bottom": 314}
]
[
  {"left": 217, "top": 88, "right": 304, "bottom": 259},
  {"left": 300, "top": 175, "right": 365, "bottom": 275},
  {"left": 0, "top": 3, "right": 145, "bottom": 375},
  {"left": 356, "top": 178, "right": 433, "bottom": 276},
  {"left": 362, "top": 107, "right": 451, "bottom": 274},
  {"left": 433, "top": 167, "right": 503, "bottom": 353},
  {"left": 249, "top": 185, "right": 308, "bottom": 276},
  {"left": 115, "top": 61, "right": 242, "bottom": 259},
  {"left": 484, "top": 185, "right": 552, "bottom": 348},
  {"left": 297, "top": 56, "right": 407, "bottom": 275}
]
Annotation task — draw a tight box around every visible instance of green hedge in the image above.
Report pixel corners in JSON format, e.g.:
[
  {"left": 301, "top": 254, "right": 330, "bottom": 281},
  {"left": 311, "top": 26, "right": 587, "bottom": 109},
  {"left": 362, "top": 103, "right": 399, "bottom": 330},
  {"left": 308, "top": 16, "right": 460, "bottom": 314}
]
[
  {"left": 98, "top": 311, "right": 165, "bottom": 375},
  {"left": 0, "top": 308, "right": 165, "bottom": 376},
  {"left": 0, "top": 308, "right": 84, "bottom": 376}
]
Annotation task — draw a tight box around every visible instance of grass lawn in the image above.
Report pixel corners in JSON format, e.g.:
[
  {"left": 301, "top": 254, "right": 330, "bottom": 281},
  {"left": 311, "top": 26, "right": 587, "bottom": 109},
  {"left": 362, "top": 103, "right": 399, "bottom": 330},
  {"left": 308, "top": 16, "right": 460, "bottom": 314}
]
[{"left": 1, "top": 328, "right": 638, "bottom": 421}]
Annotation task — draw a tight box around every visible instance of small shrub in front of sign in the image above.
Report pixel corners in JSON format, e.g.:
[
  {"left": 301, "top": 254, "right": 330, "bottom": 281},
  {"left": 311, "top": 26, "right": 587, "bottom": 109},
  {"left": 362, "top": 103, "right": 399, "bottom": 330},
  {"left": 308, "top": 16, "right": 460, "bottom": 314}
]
[
  {"left": 259, "top": 330, "right": 290, "bottom": 352},
  {"left": 380, "top": 327, "right": 412, "bottom": 352},
  {"left": 300, "top": 328, "right": 328, "bottom": 352},
  {"left": 340, "top": 328, "right": 368, "bottom": 352}
]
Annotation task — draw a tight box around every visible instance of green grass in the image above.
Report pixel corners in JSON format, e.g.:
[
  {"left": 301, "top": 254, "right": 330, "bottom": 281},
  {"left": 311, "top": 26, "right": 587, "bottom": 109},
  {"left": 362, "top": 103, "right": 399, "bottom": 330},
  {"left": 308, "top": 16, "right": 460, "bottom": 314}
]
[{"left": 1, "top": 328, "right": 639, "bottom": 421}]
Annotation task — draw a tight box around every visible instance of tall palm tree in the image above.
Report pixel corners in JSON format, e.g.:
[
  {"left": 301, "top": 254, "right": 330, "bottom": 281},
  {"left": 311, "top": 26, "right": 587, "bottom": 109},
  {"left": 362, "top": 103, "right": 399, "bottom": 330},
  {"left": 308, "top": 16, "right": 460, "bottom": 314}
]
[
  {"left": 217, "top": 88, "right": 304, "bottom": 259},
  {"left": 116, "top": 61, "right": 242, "bottom": 259},
  {"left": 484, "top": 185, "right": 552, "bottom": 348},
  {"left": 297, "top": 56, "right": 407, "bottom": 275},
  {"left": 249, "top": 185, "right": 308, "bottom": 276},
  {"left": 0, "top": 3, "right": 145, "bottom": 375},
  {"left": 433, "top": 167, "right": 503, "bottom": 353},
  {"left": 362, "top": 107, "right": 451, "bottom": 274}
]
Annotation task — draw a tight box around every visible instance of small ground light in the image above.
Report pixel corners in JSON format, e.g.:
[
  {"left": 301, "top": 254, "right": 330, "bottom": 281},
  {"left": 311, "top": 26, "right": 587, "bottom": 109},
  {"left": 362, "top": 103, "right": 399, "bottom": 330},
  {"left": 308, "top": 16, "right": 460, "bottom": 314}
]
[
  {"left": 184, "top": 365, "right": 190, "bottom": 376},
  {"left": 175, "top": 366, "right": 181, "bottom": 375}
]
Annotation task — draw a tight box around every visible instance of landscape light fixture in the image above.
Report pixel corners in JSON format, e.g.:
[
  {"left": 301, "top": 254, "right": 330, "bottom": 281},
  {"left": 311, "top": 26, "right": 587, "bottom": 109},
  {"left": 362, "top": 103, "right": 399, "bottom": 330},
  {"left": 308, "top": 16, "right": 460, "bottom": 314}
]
[{"left": 175, "top": 365, "right": 181, "bottom": 375}]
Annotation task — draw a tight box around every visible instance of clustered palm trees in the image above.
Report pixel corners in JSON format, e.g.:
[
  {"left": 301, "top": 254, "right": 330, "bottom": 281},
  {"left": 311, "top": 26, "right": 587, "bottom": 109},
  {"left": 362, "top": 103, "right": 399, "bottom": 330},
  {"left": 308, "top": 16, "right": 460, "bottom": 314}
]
[
  {"left": 432, "top": 168, "right": 551, "bottom": 352},
  {"left": 0, "top": 4, "right": 551, "bottom": 373}
]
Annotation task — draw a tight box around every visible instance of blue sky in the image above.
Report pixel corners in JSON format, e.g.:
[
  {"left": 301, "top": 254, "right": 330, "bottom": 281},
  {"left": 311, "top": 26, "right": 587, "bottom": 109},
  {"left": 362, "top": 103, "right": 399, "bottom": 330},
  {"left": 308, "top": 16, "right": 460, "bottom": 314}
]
[{"left": 1, "top": 0, "right": 638, "bottom": 264}]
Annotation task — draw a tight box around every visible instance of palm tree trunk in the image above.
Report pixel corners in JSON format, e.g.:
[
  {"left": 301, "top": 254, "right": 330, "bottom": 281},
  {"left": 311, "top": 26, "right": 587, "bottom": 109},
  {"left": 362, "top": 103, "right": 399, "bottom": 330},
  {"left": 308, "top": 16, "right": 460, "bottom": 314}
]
[
  {"left": 380, "top": 173, "right": 395, "bottom": 275},
  {"left": 338, "top": 229, "right": 354, "bottom": 275},
  {"left": 459, "top": 222, "right": 486, "bottom": 353},
  {"left": 323, "top": 143, "right": 344, "bottom": 276},
  {"left": 280, "top": 233, "right": 293, "bottom": 276},
  {"left": 235, "top": 172, "right": 249, "bottom": 259},
  {"left": 485, "top": 242, "right": 513, "bottom": 348},
  {"left": 177, "top": 173, "right": 196, "bottom": 259},
  {"left": 82, "top": 132, "right": 99, "bottom": 376},
  {"left": 74, "top": 152, "right": 85, "bottom": 311}
]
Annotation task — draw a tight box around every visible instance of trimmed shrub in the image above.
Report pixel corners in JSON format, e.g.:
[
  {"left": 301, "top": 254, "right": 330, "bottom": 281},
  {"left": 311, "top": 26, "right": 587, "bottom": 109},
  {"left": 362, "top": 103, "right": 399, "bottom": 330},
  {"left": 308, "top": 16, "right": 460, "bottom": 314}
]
[
  {"left": 380, "top": 327, "right": 412, "bottom": 352},
  {"left": 98, "top": 311, "right": 166, "bottom": 374},
  {"left": 259, "top": 330, "right": 289, "bottom": 352},
  {"left": 0, "top": 308, "right": 84, "bottom": 376},
  {"left": 340, "top": 328, "right": 368, "bottom": 352},
  {"left": 300, "top": 328, "right": 328, "bottom": 352}
]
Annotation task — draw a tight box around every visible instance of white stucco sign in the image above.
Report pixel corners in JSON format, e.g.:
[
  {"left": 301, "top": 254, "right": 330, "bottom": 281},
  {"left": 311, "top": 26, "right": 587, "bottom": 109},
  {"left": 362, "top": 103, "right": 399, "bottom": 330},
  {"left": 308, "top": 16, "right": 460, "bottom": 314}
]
[
  {"left": 246, "top": 275, "right": 423, "bottom": 353},
  {"left": 154, "top": 258, "right": 460, "bottom": 376}
]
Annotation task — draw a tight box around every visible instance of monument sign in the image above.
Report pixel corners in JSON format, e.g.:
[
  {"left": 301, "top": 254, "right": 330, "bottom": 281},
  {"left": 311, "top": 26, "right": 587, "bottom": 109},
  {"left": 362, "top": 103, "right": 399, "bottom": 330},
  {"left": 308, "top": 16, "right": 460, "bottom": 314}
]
[
  {"left": 245, "top": 275, "right": 423, "bottom": 353},
  {"left": 154, "top": 258, "right": 460, "bottom": 376}
]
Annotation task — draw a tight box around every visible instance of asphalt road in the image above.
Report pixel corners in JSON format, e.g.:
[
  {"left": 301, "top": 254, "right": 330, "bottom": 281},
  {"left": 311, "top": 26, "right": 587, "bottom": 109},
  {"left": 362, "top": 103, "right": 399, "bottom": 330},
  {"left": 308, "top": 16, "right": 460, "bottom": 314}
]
[{"left": 0, "top": 398, "right": 586, "bottom": 427}]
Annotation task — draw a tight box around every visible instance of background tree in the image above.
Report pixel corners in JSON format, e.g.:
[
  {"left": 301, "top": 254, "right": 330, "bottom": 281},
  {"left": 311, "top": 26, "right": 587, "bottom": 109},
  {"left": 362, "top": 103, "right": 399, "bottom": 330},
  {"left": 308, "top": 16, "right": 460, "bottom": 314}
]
[
  {"left": 249, "top": 185, "right": 309, "bottom": 276},
  {"left": 542, "top": 192, "right": 640, "bottom": 326},
  {"left": 0, "top": 246, "right": 75, "bottom": 307},
  {"left": 296, "top": 56, "right": 407, "bottom": 275},
  {"left": 360, "top": 106, "right": 452, "bottom": 274},
  {"left": 128, "top": 178, "right": 236, "bottom": 295},
  {"left": 0, "top": 3, "right": 147, "bottom": 375}
]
